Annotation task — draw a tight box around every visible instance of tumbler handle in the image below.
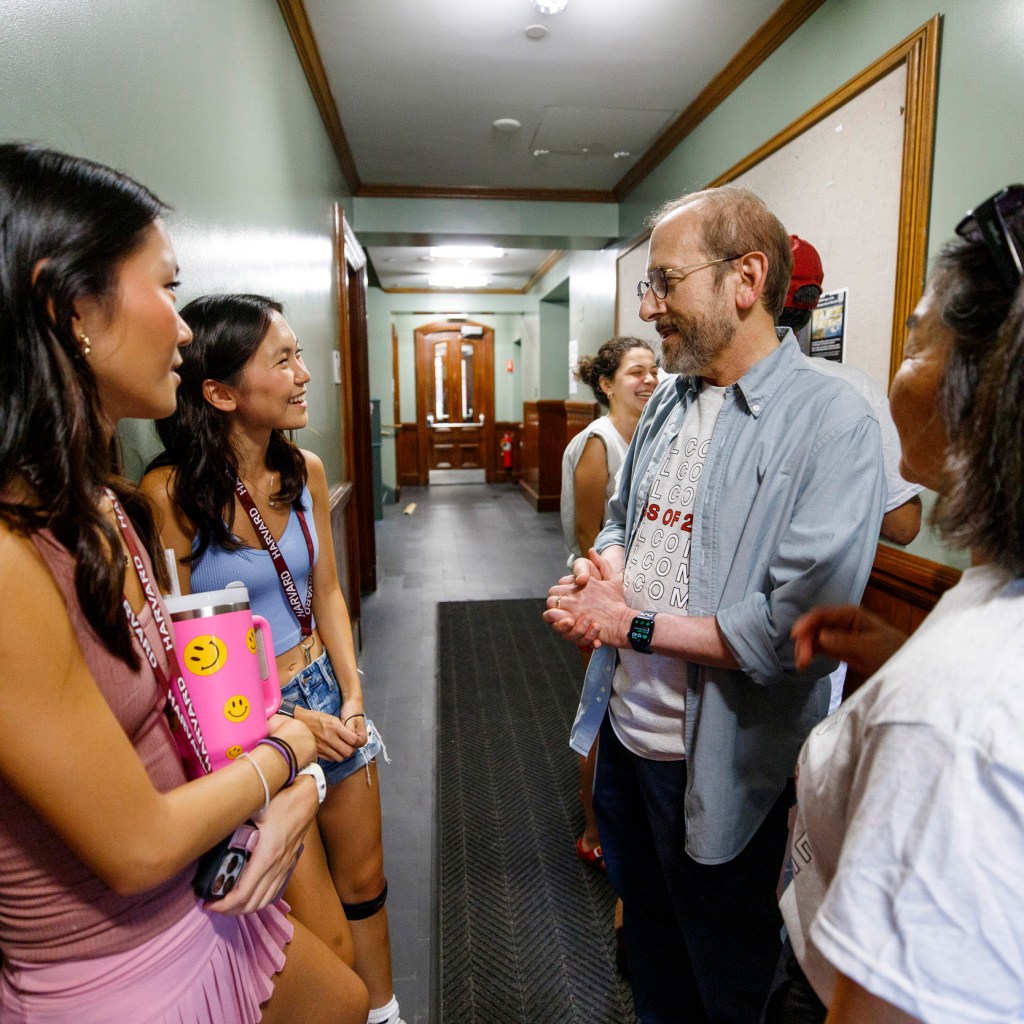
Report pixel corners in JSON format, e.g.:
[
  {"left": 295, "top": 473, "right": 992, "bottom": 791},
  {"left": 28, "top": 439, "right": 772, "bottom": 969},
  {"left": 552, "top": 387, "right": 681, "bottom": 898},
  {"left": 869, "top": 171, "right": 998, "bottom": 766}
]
[{"left": 252, "top": 615, "right": 282, "bottom": 717}]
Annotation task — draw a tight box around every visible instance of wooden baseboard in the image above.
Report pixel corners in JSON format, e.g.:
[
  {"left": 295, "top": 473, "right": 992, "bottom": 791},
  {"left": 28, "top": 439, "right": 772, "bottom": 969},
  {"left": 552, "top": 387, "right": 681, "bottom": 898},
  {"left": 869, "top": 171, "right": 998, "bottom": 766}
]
[{"left": 518, "top": 477, "right": 559, "bottom": 512}]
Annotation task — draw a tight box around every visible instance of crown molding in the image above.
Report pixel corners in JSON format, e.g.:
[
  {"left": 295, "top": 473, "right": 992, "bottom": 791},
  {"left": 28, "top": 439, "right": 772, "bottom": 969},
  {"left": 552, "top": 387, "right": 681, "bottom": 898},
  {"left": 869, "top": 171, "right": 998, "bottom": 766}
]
[
  {"left": 356, "top": 183, "right": 614, "bottom": 204},
  {"left": 276, "top": 0, "right": 361, "bottom": 192},
  {"left": 613, "top": 0, "right": 828, "bottom": 201}
]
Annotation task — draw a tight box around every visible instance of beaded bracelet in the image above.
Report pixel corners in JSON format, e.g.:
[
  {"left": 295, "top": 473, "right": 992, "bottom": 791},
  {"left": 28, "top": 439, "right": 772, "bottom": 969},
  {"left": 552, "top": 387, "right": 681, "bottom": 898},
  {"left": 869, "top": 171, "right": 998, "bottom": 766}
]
[
  {"left": 237, "top": 751, "right": 270, "bottom": 814},
  {"left": 256, "top": 737, "right": 298, "bottom": 786}
]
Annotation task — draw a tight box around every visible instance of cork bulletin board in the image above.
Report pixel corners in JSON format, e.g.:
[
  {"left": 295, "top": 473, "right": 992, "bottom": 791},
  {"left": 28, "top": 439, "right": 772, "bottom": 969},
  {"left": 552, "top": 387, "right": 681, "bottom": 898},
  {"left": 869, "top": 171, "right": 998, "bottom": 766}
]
[{"left": 616, "top": 18, "right": 939, "bottom": 394}]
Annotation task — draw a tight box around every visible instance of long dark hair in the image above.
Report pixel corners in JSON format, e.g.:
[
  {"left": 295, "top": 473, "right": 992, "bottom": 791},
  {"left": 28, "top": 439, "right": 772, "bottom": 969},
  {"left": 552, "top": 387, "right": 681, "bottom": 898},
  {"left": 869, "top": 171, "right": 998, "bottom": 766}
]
[
  {"left": 932, "top": 233, "right": 1024, "bottom": 573},
  {"left": 0, "top": 144, "right": 168, "bottom": 667},
  {"left": 575, "top": 337, "right": 655, "bottom": 407},
  {"left": 149, "top": 294, "right": 307, "bottom": 561}
]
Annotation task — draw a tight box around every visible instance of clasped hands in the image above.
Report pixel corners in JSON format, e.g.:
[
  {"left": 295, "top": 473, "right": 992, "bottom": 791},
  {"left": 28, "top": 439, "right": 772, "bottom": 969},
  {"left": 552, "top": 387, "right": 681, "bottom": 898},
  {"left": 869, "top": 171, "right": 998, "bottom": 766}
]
[{"left": 543, "top": 546, "right": 632, "bottom": 650}]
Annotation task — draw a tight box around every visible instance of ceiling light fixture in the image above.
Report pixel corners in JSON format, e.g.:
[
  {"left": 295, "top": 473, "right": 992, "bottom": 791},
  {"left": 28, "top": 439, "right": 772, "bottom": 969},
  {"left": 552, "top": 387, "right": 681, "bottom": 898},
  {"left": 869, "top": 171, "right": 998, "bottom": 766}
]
[
  {"left": 614, "top": 151, "right": 632, "bottom": 159},
  {"left": 428, "top": 272, "right": 490, "bottom": 289},
  {"left": 531, "top": 0, "right": 569, "bottom": 13},
  {"left": 533, "top": 148, "right": 550, "bottom": 157},
  {"left": 430, "top": 246, "right": 505, "bottom": 260},
  {"left": 492, "top": 118, "right": 522, "bottom": 133},
  {"left": 525, "top": 24, "right": 548, "bottom": 40}
]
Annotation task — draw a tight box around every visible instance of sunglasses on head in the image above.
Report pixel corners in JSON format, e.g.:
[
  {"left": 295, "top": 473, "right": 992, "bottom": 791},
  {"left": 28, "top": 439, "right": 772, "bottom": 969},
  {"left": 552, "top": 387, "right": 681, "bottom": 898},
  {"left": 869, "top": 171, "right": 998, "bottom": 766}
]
[{"left": 955, "top": 184, "right": 1024, "bottom": 291}]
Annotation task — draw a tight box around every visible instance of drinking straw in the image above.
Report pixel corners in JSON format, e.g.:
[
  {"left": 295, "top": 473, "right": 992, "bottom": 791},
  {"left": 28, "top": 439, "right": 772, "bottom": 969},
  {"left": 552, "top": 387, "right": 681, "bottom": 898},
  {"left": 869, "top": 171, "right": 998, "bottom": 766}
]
[{"left": 164, "top": 548, "right": 181, "bottom": 597}]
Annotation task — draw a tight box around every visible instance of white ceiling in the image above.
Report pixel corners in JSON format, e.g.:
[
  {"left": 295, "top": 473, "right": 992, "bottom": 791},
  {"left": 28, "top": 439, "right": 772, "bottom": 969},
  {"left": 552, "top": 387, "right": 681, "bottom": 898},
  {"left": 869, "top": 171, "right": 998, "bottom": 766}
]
[{"left": 300, "top": 0, "right": 788, "bottom": 291}]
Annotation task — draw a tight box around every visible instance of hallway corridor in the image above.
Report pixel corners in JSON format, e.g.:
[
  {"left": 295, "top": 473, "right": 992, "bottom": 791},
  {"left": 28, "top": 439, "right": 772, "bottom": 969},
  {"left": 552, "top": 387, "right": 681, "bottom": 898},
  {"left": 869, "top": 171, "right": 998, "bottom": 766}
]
[{"left": 357, "top": 483, "right": 568, "bottom": 1023}]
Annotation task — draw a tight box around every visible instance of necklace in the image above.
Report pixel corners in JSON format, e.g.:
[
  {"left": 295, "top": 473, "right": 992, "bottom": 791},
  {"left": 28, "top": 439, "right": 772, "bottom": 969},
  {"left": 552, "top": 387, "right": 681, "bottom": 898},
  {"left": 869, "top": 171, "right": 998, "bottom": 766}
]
[{"left": 240, "top": 471, "right": 279, "bottom": 508}]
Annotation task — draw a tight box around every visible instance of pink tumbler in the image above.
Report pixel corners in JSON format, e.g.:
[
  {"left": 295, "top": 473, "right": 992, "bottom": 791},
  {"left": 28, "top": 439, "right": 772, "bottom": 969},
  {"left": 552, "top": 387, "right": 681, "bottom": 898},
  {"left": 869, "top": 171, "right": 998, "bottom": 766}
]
[{"left": 164, "top": 581, "right": 281, "bottom": 772}]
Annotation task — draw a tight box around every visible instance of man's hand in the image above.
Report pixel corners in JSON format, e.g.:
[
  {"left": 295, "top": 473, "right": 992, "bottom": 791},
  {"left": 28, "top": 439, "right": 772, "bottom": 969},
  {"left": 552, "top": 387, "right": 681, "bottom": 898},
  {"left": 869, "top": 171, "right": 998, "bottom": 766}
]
[
  {"left": 791, "top": 605, "right": 907, "bottom": 677},
  {"left": 544, "top": 547, "right": 631, "bottom": 649}
]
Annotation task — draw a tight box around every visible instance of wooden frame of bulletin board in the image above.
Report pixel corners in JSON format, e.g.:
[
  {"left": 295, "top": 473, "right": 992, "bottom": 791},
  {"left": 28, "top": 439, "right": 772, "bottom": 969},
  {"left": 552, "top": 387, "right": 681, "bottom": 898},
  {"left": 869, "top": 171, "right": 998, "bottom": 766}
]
[
  {"left": 616, "top": 16, "right": 965, "bottom": 601},
  {"left": 616, "top": 15, "right": 939, "bottom": 390}
]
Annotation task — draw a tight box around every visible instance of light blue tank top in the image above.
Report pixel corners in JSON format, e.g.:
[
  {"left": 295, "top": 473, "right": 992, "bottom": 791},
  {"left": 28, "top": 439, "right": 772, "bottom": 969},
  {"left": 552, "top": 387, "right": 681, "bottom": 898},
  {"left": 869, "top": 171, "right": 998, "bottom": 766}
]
[{"left": 190, "top": 484, "right": 319, "bottom": 656}]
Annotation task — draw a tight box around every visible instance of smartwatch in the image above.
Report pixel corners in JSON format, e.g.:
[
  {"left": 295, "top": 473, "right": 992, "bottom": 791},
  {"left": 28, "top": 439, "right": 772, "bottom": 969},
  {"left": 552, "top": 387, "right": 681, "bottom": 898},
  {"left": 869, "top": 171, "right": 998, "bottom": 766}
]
[
  {"left": 628, "top": 610, "right": 657, "bottom": 654},
  {"left": 276, "top": 700, "right": 297, "bottom": 718},
  {"left": 297, "top": 762, "right": 328, "bottom": 805}
]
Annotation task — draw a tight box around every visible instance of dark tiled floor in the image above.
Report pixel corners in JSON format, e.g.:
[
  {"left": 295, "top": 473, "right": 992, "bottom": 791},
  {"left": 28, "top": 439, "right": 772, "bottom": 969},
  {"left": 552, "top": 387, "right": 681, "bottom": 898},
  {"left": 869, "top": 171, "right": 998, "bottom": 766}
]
[{"left": 357, "top": 482, "right": 567, "bottom": 1024}]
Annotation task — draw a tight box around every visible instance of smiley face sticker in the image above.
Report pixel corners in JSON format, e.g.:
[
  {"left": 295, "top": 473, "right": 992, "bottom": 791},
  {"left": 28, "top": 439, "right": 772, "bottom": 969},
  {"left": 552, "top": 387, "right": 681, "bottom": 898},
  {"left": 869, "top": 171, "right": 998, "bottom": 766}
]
[
  {"left": 225, "top": 745, "right": 243, "bottom": 760},
  {"left": 224, "top": 695, "right": 251, "bottom": 723},
  {"left": 246, "top": 628, "right": 257, "bottom": 655},
  {"left": 183, "top": 635, "right": 229, "bottom": 676}
]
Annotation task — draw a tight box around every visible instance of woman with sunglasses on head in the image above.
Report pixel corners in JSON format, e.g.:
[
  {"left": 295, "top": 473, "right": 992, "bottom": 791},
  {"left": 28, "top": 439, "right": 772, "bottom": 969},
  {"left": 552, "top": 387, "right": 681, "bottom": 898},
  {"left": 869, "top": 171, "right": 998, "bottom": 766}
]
[
  {"left": 561, "top": 337, "right": 658, "bottom": 872},
  {"left": 0, "top": 144, "right": 368, "bottom": 1023},
  {"left": 776, "top": 185, "right": 1024, "bottom": 1024},
  {"left": 142, "top": 295, "right": 404, "bottom": 1024}
]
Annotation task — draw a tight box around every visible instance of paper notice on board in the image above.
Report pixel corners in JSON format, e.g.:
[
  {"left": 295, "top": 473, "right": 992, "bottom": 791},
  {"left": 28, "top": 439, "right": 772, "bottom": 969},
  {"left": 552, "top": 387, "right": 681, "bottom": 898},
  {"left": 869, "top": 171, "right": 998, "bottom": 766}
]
[
  {"left": 810, "top": 288, "right": 847, "bottom": 362},
  {"left": 568, "top": 339, "right": 579, "bottom": 394}
]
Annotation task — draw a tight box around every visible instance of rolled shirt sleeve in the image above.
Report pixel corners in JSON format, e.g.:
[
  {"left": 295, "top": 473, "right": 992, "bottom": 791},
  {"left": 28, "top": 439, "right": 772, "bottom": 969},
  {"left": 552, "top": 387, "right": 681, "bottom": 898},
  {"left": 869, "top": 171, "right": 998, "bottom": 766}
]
[{"left": 716, "top": 412, "right": 885, "bottom": 687}]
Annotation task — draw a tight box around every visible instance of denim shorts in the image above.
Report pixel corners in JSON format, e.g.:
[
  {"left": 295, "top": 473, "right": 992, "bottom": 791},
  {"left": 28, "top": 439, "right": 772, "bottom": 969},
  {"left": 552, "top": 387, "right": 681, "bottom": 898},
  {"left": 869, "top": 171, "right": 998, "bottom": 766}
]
[{"left": 280, "top": 651, "right": 387, "bottom": 787}]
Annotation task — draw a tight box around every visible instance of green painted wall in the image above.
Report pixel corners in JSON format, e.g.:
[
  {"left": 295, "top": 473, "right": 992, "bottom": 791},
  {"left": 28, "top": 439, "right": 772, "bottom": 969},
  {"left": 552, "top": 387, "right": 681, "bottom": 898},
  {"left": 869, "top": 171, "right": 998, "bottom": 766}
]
[
  {"left": 0, "top": 0, "right": 350, "bottom": 483},
  {"left": 539, "top": 297, "right": 570, "bottom": 400}
]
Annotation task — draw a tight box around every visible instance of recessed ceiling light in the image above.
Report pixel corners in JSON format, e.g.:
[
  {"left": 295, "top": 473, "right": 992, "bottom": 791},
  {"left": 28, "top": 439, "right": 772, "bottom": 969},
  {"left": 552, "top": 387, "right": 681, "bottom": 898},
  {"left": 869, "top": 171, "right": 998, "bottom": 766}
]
[
  {"left": 532, "top": 0, "right": 569, "bottom": 13},
  {"left": 430, "top": 246, "right": 504, "bottom": 260},
  {"left": 533, "top": 149, "right": 550, "bottom": 157},
  {"left": 525, "top": 24, "right": 548, "bottom": 40},
  {"left": 492, "top": 118, "right": 522, "bottom": 133},
  {"left": 429, "top": 272, "right": 489, "bottom": 289},
  {"left": 614, "top": 151, "right": 632, "bottom": 159}
]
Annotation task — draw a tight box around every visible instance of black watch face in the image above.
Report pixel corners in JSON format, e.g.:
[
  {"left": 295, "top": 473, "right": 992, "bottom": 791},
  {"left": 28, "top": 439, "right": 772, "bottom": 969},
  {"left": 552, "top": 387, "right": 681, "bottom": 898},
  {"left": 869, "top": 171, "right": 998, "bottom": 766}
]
[{"left": 629, "top": 614, "right": 655, "bottom": 651}]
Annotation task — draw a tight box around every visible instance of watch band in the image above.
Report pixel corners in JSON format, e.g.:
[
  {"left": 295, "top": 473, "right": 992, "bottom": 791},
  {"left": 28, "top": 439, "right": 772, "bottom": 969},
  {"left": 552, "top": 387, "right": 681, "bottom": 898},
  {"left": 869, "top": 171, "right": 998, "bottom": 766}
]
[
  {"left": 297, "top": 762, "right": 328, "bottom": 805},
  {"left": 275, "top": 700, "right": 297, "bottom": 719},
  {"left": 628, "top": 610, "right": 657, "bottom": 654}
]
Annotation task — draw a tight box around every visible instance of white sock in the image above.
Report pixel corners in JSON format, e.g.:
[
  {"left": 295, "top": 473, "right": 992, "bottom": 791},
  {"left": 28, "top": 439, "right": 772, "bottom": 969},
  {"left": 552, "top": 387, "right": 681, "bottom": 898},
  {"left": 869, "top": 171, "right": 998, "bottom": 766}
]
[{"left": 367, "top": 995, "right": 401, "bottom": 1024}]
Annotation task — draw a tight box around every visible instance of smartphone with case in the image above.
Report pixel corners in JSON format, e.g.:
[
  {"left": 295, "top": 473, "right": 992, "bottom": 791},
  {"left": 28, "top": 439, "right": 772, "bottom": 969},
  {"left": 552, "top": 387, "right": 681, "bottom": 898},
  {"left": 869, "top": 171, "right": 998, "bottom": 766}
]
[{"left": 193, "top": 822, "right": 259, "bottom": 901}]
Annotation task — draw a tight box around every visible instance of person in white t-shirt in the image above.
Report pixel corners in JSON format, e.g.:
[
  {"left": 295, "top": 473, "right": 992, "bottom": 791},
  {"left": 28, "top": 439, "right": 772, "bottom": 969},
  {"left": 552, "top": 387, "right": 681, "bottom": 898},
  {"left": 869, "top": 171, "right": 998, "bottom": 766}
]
[
  {"left": 779, "top": 185, "right": 1024, "bottom": 1024},
  {"left": 561, "top": 337, "right": 657, "bottom": 872}
]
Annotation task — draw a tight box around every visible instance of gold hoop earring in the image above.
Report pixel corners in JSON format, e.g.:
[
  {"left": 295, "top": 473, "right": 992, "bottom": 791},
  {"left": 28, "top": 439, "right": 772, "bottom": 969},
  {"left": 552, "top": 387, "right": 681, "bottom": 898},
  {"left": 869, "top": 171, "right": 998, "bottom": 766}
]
[{"left": 78, "top": 333, "right": 91, "bottom": 358}]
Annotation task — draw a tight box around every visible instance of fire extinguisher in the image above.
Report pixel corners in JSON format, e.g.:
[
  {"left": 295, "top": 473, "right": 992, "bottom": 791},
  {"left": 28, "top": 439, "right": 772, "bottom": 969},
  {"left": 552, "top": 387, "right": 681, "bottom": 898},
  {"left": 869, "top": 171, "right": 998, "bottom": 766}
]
[{"left": 501, "top": 431, "right": 514, "bottom": 470}]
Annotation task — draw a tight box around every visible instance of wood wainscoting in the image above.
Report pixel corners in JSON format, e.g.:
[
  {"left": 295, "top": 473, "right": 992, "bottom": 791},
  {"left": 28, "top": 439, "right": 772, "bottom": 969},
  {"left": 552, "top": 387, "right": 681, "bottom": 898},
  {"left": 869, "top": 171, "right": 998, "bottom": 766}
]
[
  {"left": 843, "top": 543, "right": 962, "bottom": 698},
  {"left": 397, "top": 419, "right": 524, "bottom": 485},
  {"left": 519, "top": 400, "right": 599, "bottom": 511},
  {"left": 396, "top": 422, "right": 419, "bottom": 487},
  {"left": 330, "top": 480, "right": 361, "bottom": 650}
]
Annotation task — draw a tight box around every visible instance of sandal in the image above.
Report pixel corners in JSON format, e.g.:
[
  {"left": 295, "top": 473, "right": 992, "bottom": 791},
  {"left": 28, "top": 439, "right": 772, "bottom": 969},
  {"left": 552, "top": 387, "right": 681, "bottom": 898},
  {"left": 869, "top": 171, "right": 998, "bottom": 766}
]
[{"left": 576, "top": 837, "right": 606, "bottom": 872}]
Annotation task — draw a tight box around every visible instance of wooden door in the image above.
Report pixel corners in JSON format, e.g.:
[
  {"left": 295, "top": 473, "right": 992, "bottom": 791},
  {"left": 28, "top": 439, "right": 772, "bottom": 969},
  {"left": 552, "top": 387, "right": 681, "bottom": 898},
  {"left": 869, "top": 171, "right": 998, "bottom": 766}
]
[
  {"left": 335, "top": 205, "right": 377, "bottom": 596},
  {"left": 414, "top": 322, "right": 494, "bottom": 483}
]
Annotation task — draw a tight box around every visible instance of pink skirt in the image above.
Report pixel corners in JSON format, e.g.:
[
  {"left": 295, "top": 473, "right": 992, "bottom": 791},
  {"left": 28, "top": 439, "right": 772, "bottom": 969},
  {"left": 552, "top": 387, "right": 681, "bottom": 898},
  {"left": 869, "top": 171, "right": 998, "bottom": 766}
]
[{"left": 0, "top": 900, "right": 293, "bottom": 1024}]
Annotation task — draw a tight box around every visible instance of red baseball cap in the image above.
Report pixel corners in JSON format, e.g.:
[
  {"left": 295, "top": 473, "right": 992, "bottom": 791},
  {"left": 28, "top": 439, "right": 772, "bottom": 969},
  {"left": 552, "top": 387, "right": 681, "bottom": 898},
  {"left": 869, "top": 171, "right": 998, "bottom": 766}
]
[{"left": 786, "top": 235, "right": 824, "bottom": 309}]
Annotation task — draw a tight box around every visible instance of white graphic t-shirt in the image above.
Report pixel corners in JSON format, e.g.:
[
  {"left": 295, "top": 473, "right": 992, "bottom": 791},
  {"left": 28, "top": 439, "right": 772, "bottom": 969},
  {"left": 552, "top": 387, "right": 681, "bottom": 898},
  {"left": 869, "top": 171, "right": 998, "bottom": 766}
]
[{"left": 610, "top": 383, "right": 726, "bottom": 759}]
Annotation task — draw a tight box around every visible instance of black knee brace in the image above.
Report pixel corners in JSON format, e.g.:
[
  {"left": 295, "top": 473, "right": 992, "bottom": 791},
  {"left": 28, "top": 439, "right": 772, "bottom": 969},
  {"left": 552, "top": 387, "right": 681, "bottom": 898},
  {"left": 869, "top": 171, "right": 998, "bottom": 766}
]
[{"left": 342, "top": 880, "right": 388, "bottom": 921}]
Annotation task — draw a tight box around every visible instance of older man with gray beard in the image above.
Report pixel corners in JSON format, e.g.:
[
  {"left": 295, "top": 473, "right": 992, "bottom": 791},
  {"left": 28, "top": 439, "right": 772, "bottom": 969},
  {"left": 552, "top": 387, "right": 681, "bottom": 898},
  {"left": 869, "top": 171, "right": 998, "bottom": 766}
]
[{"left": 545, "top": 186, "right": 885, "bottom": 1024}]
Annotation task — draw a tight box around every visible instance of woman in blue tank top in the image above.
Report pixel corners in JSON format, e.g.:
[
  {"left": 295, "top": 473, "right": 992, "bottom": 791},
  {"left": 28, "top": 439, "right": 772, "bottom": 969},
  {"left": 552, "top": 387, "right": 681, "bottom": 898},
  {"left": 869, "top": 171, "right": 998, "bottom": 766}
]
[{"left": 143, "top": 294, "right": 404, "bottom": 1024}]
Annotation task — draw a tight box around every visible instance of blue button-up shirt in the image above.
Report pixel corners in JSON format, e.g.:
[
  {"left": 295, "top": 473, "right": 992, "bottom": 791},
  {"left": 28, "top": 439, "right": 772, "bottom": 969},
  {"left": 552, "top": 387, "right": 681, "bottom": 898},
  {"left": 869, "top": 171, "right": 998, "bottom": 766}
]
[{"left": 571, "top": 332, "right": 885, "bottom": 864}]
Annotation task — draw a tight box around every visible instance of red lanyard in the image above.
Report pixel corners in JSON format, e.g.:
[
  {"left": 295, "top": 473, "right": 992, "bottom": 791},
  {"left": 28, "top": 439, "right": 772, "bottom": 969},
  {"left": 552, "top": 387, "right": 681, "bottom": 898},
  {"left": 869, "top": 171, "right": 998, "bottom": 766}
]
[
  {"left": 109, "top": 492, "right": 212, "bottom": 773},
  {"left": 234, "top": 478, "right": 315, "bottom": 638}
]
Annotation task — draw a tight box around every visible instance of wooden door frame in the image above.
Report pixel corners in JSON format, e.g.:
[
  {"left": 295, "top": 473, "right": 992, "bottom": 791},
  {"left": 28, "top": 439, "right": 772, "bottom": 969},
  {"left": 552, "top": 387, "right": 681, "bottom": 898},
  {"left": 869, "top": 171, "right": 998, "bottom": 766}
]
[
  {"left": 334, "top": 204, "right": 377, "bottom": 595},
  {"left": 413, "top": 320, "right": 495, "bottom": 484}
]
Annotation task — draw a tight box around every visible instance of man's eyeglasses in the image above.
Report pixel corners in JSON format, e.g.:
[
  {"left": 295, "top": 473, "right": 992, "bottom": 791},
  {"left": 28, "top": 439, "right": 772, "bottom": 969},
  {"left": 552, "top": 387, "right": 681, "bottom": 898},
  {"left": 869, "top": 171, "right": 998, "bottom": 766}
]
[
  {"left": 637, "top": 254, "right": 743, "bottom": 301},
  {"left": 955, "top": 184, "right": 1024, "bottom": 291}
]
